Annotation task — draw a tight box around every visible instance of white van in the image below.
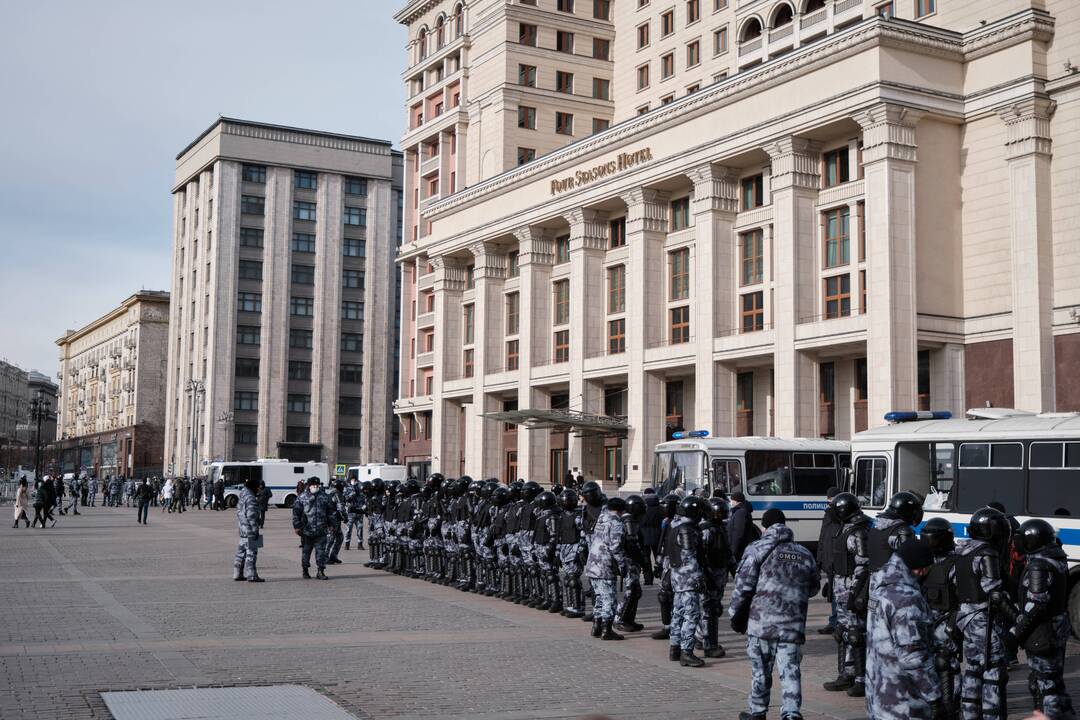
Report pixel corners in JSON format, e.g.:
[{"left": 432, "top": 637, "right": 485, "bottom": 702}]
[
  {"left": 212, "top": 460, "right": 330, "bottom": 508},
  {"left": 346, "top": 463, "right": 409, "bottom": 484}
]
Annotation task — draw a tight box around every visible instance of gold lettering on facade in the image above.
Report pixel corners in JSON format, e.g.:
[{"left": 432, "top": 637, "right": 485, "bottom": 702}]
[{"left": 550, "top": 148, "right": 654, "bottom": 195}]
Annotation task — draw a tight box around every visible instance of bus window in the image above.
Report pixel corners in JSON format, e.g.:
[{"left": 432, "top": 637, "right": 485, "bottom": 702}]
[
  {"left": 895, "top": 442, "right": 955, "bottom": 510},
  {"left": 346, "top": 468, "right": 359, "bottom": 483},
  {"left": 745, "top": 451, "right": 793, "bottom": 496},
  {"left": 791, "top": 453, "right": 836, "bottom": 496},
  {"left": 711, "top": 459, "right": 742, "bottom": 496},
  {"left": 1027, "top": 441, "right": 1080, "bottom": 517},
  {"left": 955, "top": 442, "right": 1025, "bottom": 513},
  {"left": 654, "top": 451, "right": 708, "bottom": 496},
  {"left": 854, "top": 457, "right": 887, "bottom": 508}
]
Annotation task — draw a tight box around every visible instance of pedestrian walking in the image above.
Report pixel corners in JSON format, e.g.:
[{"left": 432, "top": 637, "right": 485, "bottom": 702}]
[
  {"left": 822, "top": 492, "right": 871, "bottom": 697},
  {"left": 233, "top": 476, "right": 264, "bottom": 582},
  {"left": 698, "top": 495, "right": 733, "bottom": 658},
  {"left": 292, "top": 477, "right": 333, "bottom": 579},
  {"left": 79, "top": 475, "right": 88, "bottom": 506},
  {"left": 162, "top": 477, "right": 174, "bottom": 512},
  {"left": 32, "top": 480, "right": 50, "bottom": 528},
  {"left": 12, "top": 478, "right": 30, "bottom": 528},
  {"left": 53, "top": 475, "right": 65, "bottom": 515},
  {"left": 135, "top": 478, "right": 152, "bottom": 524}
]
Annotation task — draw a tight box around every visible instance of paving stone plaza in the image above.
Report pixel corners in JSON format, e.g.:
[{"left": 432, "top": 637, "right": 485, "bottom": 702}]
[{"left": 2, "top": 506, "right": 1079, "bottom": 719}]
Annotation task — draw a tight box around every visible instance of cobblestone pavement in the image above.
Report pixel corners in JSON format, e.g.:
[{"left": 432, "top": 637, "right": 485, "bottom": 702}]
[{"left": 2, "top": 506, "right": 1079, "bottom": 719}]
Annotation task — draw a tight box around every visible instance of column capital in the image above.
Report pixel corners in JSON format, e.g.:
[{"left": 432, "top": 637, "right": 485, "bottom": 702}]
[
  {"left": 565, "top": 207, "right": 609, "bottom": 252},
  {"left": 469, "top": 241, "right": 507, "bottom": 281},
  {"left": 513, "top": 226, "right": 555, "bottom": 266},
  {"left": 688, "top": 163, "right": 740, "bottom": 215},
  {"left": 430, "top": 254, "right": 467, "bottom": 292},
  {"left": 621, "top": 187, "right": 670, "bottom": 234},
  {"left": 854, "top": 103, "right": 922, "bottom": 164},
  {"left": 998, "top": 97, "right": 1055, "bottom": 160},
  {"left": 765, "top": 136, "right": 821, "bottom": 191}
]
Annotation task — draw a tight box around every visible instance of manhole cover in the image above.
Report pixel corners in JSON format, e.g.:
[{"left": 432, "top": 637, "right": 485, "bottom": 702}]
[{"left": 101, "top": 684, "right": 357, "bottom": 720}]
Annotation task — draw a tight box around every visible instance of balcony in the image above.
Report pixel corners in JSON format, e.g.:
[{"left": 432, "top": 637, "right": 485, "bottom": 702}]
[
  {"left": 420, "top": 153, "right": 441, "bottom": 177},
  {"left": 833, "top": 0, "right": 863, "bottom": 27},
  {"left": 416, "top": 351, "right": 435, "bottom": 369},
  {"left": 417, "top": 272, "right": 436, "bottom": 291},
  {"left": 416, "top": 311, "right": 435, "bottom": 328},
  {"left": 800, "top": 7, "right": 828, "bottom": 40},
  {"left": 738, "top": 36, "right": 764, "bottom": 66}
]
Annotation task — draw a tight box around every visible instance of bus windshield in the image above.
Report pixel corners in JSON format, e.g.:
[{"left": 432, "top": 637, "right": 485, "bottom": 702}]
[{"left": 653, "top": 451, "right": 708, "bottom": 497}]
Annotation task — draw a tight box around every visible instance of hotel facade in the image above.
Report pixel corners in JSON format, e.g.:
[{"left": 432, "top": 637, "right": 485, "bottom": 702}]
[{"left": 395, "top": 0, "right": 1080, "bottom": 490}]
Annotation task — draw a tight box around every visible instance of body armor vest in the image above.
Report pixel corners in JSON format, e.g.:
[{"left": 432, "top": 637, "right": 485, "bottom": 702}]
[
  {"left": 955, "top": 548, "right": 996, "bottom": 603},
  {"left": 557, "top": 510, "right": 580, "bottom": 544},
  {"left": 832, "top": 524, "right": 862, "bottom": 577},
  {"left": 1023, "top": 556, "right": 1068, "bottom": 616},
  {"left": 534, "top": 511, "right": 553, "bottom": 545},
  {"left": 868, "top": 524, "right": 906, "bottom": 572},
  {"left": 923, "top": 556, "right": 958, "bottom": 612},
  {"left": 702, "top": 522, "right": 730, "bottom": 569},
  {"left": 666, "top": 523, "right": 693, "bottom": 569}
]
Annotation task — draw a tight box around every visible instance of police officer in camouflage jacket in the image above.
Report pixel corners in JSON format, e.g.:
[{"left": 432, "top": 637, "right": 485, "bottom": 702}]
[
  {"left": 616, "top": 495, "right": 648, "bottom": 633},
  {"left": 585, "top": 495, "right": 628, "bottom": 641},
  {"left": 343, "top": 476, "right": 365, "bottom": 550},
  {"left": 698, "top": 495, "right": 733, "bottom": 658},
  {"left": 292, "top": 477, "right": 334, "bottom": 579},
  {"left": 665, "top": 495, "right": 712, "bottom": 667},
  {"left": 326, "top": 481, "right": 347, "bottom": 565},
  {"left": 556, "top": 489, "right": 586, "bottom": 618},
  {"left": 729, "top": 509, "right": 820, "bottom": 720},
  {"left": 364, "top": 479, "right": 386, "bottom": 569},
  {"left": 233, "top": 476, "right": 264, "bottom": 582},
  {"left": 921, "top": 517, "right": 962, "bottom": 719},
  {"left": 823, "top": 492, "right": 871, "bottom": 697}
]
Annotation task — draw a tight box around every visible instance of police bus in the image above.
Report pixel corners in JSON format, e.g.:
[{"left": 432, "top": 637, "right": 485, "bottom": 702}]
[
  {"left": 211, "top": 459, "right": 330, "bottom": 508},
  {"left": 847, "top": 408, "right": 1080, "bottom": 629},
  {"left": 653, "top": 432, "right": 851, "bottom": 544}
]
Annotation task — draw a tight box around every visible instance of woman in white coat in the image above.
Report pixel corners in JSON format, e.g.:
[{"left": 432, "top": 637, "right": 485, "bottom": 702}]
[
  {"left": 162, "top": 478, "right": 174, "bottom": 513},
  {"left": 12, "top": 478, "right": 29, "bottom": 528}
]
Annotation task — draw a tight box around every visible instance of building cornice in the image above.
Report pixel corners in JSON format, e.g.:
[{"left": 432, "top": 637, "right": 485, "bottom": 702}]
[
  {"left": 56, "top": 292, "right": 170, "bottom": 348},
  {"left": 176, "top": 117, "right": 393, "bottom": 162},
  {"left": 394, "top": 0, "right": 443, "bottom": 26}
]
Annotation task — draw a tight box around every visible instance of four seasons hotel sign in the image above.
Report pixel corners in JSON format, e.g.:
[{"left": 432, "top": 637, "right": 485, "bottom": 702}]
[{"left": 549, "top": 147, "right": 654, "bottom": 195}]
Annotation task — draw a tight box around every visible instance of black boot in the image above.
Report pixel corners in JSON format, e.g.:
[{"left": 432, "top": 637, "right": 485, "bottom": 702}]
[
  {"left": 651, "top": 626, "right": 671, "bottom": 640},
  {"left": 847, "top": 646, "right": 866, "bottom": 696},
  {"left": 680, "top": 648, "right": 705, "bottom": 667},
  {"left": 248, "top": 575, "right": 265, "bottom": 583},
  {"left": 316, "top": 568, "right": 328, "bottom": 580},
  {"left": 617, "top": 595, "right": 644, "bottom": 632},
  {"left": 591, "top": 618, "right": 603, "bottom": 638},
  {"left": 703, "top": 616, "right": 725, "bottom": 657},
  {"left": 547, "top": 580, "right": 562, "bottom": 613},
  {"left": 601, "top": 620, "right": 624, "bottom": 641},
  {"left": 668, "top": 645, "right": 682, "bottom": 662},
  {"left": 302, "top": 568, "right": 311, "bottom": 579}
]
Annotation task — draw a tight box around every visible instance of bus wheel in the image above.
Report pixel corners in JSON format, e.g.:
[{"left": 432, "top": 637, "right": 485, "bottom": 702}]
[
  {"left": 284, "top": 494, "right": 296, "bottom": 508},
  {"left": 1070, "top": 583, "right": 1080, "bottom": 640},
  {"left": 227, "top": 495, "right": 238, "bottom": 509}
]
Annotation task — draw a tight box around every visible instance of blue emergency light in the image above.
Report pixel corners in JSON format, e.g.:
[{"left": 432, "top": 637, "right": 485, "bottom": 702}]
[
  {"left": 671, "top": 430, "right": 710, "bottom": 439},
  {"left": 884, "top": 410, "right": 953, "bottom": 423}
]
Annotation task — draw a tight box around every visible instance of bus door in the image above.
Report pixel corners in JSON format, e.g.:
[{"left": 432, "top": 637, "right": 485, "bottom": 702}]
[{"left": 711, "top": 457, "right": 743, "bottom": 496}]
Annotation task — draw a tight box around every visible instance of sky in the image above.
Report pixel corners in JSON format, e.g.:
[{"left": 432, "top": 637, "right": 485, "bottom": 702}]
[{"left": 0, "top": 0, "right": 406, "bottom": 376}]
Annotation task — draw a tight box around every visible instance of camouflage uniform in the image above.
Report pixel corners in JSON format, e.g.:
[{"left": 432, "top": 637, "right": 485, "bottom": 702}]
[
  {"left": 493, "top": 501, "right": 515, "bottom": 596},
  {"left": 698, "top": 516, "right": 731, "bottom": 656},
  {"left": 954, "top": 538, "right": 1008, "bottom": 720},
  {"left": 367, "top": 492, "right": 386, "bottom": 565},
  {"left": 833, "top": 514, "right": 871, "bottom": 686},
  {"left": 665, "top": 515, "right": 705, "bottom": 652},
  {"left": 585, "top": 508, "right": 627, "bottom": 621},
  {"left": 472, "top": 495, "right": 494, "bottom": 592},
  {"left": 424, "top": 494, "right": 444, "bottom": 579},
  {"left": 557, "top": 507, "right": 586, "bottom": 614},
  {"left": 923, "top": 548, "right": 961, "bottom": 717},
  {"left": 292, "top": 488, "right": 334, "bottom": 572},
  {"left": 729, "top": 523, "right": 820, "bottom": 719},
  {"left": 326, "top": 488, "right": 346, "bottom": 562},
  {"left": 866, "top": 554, "right": 942, "bottom": 720},
  {"left": 534, "top": 505, "right": 560, "bottom": 607},
  {"left": 617, "top": 510, "right": 646, "bottom": 627},
  {"left": 343, "top": 482, "right": 365, "bottom": 548},
  {"left": 233, "top": 486, "right": 261, "bottom": 580}
]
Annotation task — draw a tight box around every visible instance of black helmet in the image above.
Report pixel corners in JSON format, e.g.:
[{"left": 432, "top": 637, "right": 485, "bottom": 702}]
[
  {"left": 707, "top": 496, "right": 729, "bottom": 521},
  {"left": 559, "top": 489, "right": 579, "bottom": 511},
  {"left": 459, "top": 474, "right": 474, "bottom": 485},
  {"left": 480, "top": 481, "right": 497, "bottom": 499},
  {"left": 335, "top": 480, "right": 345, "bottom": 492},
  {"left": 662, "top": 493, "right": 680, "bottom": 520},
  {"left": 371, "top": 478, "right": 385, "bottom": 493},
  {"left": 920, "top": 516, "right": 955, "bottom": 555},
  {"left": 469, "top": 479, "right": 484, "bottom": 495},
  {"left": 831, "top": 492, "right": 862, "bottom": 523},
  {"left": 1016, "top": 518, "right": 1057, "bottom": 554},
  {"left": 427, "top": 473, "right": 444, "bottom": 490},
  {"left": 490, "top": 485, "right": 511, "bottom": 507},
  {"left": 244, "top": 476, "right": 260, "bottom": 493},
  {"left": 509, "top": 479, "right": 524, "bottom": 502},
  {"left": 580, "top": 481, "right": 603, "bottom": 507},
  {"left": 677, "top": 495, "right": 710, "bottom": 523},
  {"left": 386, "top": 479, "right": 401, "bottom": 496},
  {"left": 534, "top": 491, "right": 557, "bottom": 511},
  {"left": 626, "top": 495, "right": 646, "bottom": 518},
  {"left": 522, "top": 480, "right": 543, "bottom": 502},
  {"left": 606, "top": 496, "right": 627, "bottom": 514},
  {"left": 360, "top": 480, "right": 373, "bottom": 494},
  {"left": 551, "top": 483, "right": 564, "bottom": 495},
  {"left": 405, "top": 479, "right": 422, "bottom": 496},
  {"left": 887, "top": 491, "right": 924, "bottom": 527},
  {"left": 421, "top": 485, "right": 433, "bottom": 499},
  {"left": 967, "top": 506, "right": 1011, "bottom": 545}
]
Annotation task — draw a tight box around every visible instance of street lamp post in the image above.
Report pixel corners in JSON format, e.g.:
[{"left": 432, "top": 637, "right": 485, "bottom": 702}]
[
  {"left": 186, "top": 379, "right": 204, "bottom": 478},
  {"left": 28, "top": 391, "right": 52, "bottom": 481}
]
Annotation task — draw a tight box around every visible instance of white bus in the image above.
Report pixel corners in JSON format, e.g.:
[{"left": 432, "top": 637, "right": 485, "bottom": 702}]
[
  {"left": 653, "top": 433, "right": 851, "bottom": 544},
  {"left": 848, "top": 408, "right": 1080, "bottom": 627},
  {"left": 346, "top": 463, "right": 408, "bottom": 484},
  {"left": 211, "top": 460, "right": 330, "bottom": 508}
]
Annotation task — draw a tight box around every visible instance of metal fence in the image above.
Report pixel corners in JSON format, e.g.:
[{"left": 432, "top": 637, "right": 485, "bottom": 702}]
[{"left": 0, "top": 481, "right": 19, "bottom": 506}]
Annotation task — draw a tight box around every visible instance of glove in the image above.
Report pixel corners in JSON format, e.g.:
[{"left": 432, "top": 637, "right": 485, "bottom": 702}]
[
  {"left": 1002, "top": 630, "right": 1019, "bottom": 658},
  {"left": 731, "top": 614, "right": 748, "bottom": 635},
  {"left": 847, "top": 592, "right": 866, "bottom": 616},
  {"left": 929, "top": 698, "right": 947, "bottom": 720}
]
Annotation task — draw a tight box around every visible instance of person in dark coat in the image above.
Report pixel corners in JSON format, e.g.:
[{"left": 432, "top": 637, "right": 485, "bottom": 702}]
[
  {"left": 728, "top": 492, "right": 756, "bottom": 567},
  {"left": 641, "top": 488, "right": 662, "bottom": 584},
  {"left": 816, "top": 486, "right": 843, "bottom": 634}
]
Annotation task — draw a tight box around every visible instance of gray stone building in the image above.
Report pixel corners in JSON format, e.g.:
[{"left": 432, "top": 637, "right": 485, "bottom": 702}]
[{"left": 0, "top": 360, "right": 28, "bottom": 448}]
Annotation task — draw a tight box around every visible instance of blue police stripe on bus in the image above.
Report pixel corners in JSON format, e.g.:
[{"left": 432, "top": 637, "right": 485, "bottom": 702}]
[{"left": 750, "top": 500, "right": 830, "bottom": 512}]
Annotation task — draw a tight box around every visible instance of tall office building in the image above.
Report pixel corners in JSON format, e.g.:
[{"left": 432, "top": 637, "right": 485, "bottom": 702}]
[
  {"left": 165, "top": 118, "right": 404, "bottom": 477},
  {"left": 395, "top": 0, "right": 1080, "bottom": 489}
]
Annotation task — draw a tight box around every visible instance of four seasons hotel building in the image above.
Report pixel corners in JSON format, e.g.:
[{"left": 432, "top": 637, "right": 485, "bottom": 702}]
[{"left": 394, "top": 0, "right": 1080, "bottom": 489}]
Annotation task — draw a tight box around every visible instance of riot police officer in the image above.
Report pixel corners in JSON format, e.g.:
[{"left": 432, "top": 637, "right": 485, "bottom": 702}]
[
  {"left": 585, "top": 495, "right": 628, "bottom": 641},
  {"left": 823, "top": 491, "right": 871, "bottom": 697},
  {"left": 651, "top": 493, "right": 681, "bottom": 640},
  {"left": 556, "top": 489, "right": 586, "bottom": 618},
  {"left": 666, "top": 495, "right": 711, "bottom": 667},
  {"left": 921, "top": 516, "right": 961, "bottom": 719},
  {"left": 698, "top": 495, "right": 732, "bottom": 658},
  {"left": 532, "top": 490, "right": 562, "bottom": 612},
  {"left": 868, "top": 491, "right": 923, "bottom": 577},
  {"left": 616, "top": 495, "right": 647, "bottom": 632}
]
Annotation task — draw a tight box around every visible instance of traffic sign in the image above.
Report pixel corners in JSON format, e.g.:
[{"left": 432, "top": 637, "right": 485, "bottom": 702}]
[{"left": 334, "top": 464, "right": 347, "bottom": 477}]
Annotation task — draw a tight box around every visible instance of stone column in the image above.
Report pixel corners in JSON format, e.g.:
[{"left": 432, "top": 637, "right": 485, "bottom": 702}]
[
  {"left": 515, "top": 227, "right": 554, "bottom": 483},
  {"left": 1000, "top": 98, "right": 1055, "bottom": 411},
  {"left": 767, "top": 137, "right": 821, "bottom": 438},
  {"left": 311, "top": 174, "right": 343, "bottom": 462},
  {"left": 622, "top": 188, "right": 669, "bottom": 490},
  {"left": 257, "top": 167, "right": 292, "bottom": 457},
  {"left": 470, "top": 242, "right": 507, "bottom": 479},
  {"left": 688, "top": 164, "right": 739, "bottom": 437},
  {"left": 855, "top": 104, "right": 922, "bottom": 425},
  {"left": 930, "top": 343, "right": 965, "bottom": 417},
  {"left": 565, "top": 208, "right": 608, "bottom": 472},
  {"left": 429, "top": 256, "right": 466, "bottom": 475}
]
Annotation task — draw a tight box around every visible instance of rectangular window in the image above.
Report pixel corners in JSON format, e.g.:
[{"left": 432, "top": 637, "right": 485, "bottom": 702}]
[
  {"left": 661, "top": 52, "right": 675, "bottom": 79},
  {"left": 670, "top": 197, "right": 691, "bottom": 230},
  {"left": 341, "top": 332, "right": 363, "bottom": 352},
  {"left": 875, "top": 2, "right": 895, "bottom": 17},
  {"left": 555, "top": 112, "right": 574, "bottom": 136},
  {"left": 237, "top": 291, "right": 262, "bottom": 313},
  {"left": 592, "top": 118, "right": 610, "bottom": 134},
  {"left": 594, "top": 0, "right": 610, "bottom": 19},
  {"left": 235, "top": 357, "right": 260, "bottom": 378},
  {"left": 291, "top": 264, "right": 315, "bottom": 285},
  {"left": 344, "top": 176, "right": 368, "bottom": 196},
  {"left": 553, "top": 330, "right": 570, "bottom": 362},
  {"left": 555, "top": 235, "right": 570, "bottom": 264},
  {"left": 860, "top": 269, "right": 867, "bottom": 313},
  {"left": 287, "top": 394, "right": 311, "bottom": 414},
  {"left": 824, "top": 274, "right": 851, "bottom": 319},
  {"left": 518, "top": 105, "right": 537, "bottom": 129},
  {"left": 609, "top": 217, "right": 626, "bottom": 248},
  {"left": 556, "top": 71, "right": 574, "bottom": 94},
  {"left": 713, "top": 26, "right": 728, "bottom": 54},
  {"left": 686, "top": 40, "right": 700, "bottom": 67},
  {"left": 240, "top": 195, "right": 265, "bottom": 215},
  {"left": 236, "top": 325, "right": 261, "bottom": 345},
  {"left": 519, "top": 22, "right": 537, "bottom": 45},
  {"left": 556, "top": 30, "right": 574, "bottom": 53},
  {"left": 340, "top": 363, "right": 363, "bottom": 383},
  {"left": 669, "top": 248, "right": 690, "bottom": 300},
  {"left": 915, "top": 0, "right": 935, "bottom": 18},
  {"left": 235, "top": 424, "right": 257, "bottom": 444},
  {"left": 661, "top": 9, "right": 675, "bottom": 35},
  {"left": 343, "top": 206, "right": 366, "bottom": 226},
  {"left": 286, "top": 426, "right": 309, "bottom": 443},
  {"left": 291, "top": 233, "right": 315, "bottom": 253},
  {"left": 506, "top": 340, "right": 520, "bottom": 370},
  {"left": 339, "top": 396, "right": 362, "bottom": 416},
  {"left": 593, "top": 38, "right": 610, "bottom": 60},
  {"left": 740, "top": 230, "right": 764, "bottom": 285},
  {"left": 239, "top": 227, "right": 264, "bottom": 248},
  {"left": 553, "top": 280, "right": 570, "bottom": 325},
  {"left": 506, "top": 293, "right": 520, "bottom": 335},
  {"left": 823, "top": 147, "right": 850, "bottom": 188},
  {"left": 592, "top": 77, "right": 610, "bottom": 100},
  {"left": 463, "top": 304, "right": 475, "bottom": 344},
  {"left": 288, "top": 360, "right": 312, "bottom": 381},
  {"left": 637, "top": 64, "right": 650, "bottom": 90},
  {"left": 741, "top": 292, "right": 764, "bottom": 332},
  {"left": 823, "top": 207, "right": 850, "bottom": 267},
  {"left": 466, "top": 264, "right": 475, "bottom": 288},
  {"left": 517, "top": 147, "right": 536, "bottom": 165},
  {"left": 508, "top": 251, "right": 519, "bottom": 277},
  {"left": 294, "top": 171, "right": 318, "bottom": 190},
  {"left": 608, "top": 265, "right": 626, "bottom": 313},
  {"left": 343, "top": 238, "right": 365, "bottom": 257},
  {"left": 289, "top": 329, "right": 313, "bottom": 349},
  {"left": 293, "top": 201, "right": 317, "bottom": 222},
  {"left": 670, "top": 306, "right": 690, "bottom": 344},
  {"left": 234, "top": 392, "right": 258, "bottom": 412},
  {"left": 338, "top": 428, "right": 361, "bottom": 448},
  {"left": 714, "top": 0, "right": 728, "bottom": 9},
  {"left": 463, "top": 348, "right": 474, "bottom": 378},
  {"left": 290, "top": 296, "right": 314, "bottom": 316},
  {"left": 242, "top": 164, "right": 266, "bottom": 183},
  {"left": 741, "top": 174, "right": 764, "bottom": 210},
  {"left": 343, "top": 269, "right": 364, "bottom": 289},
  {"left": 608, "top": 318, "right": 626, "bottom": 354},
  {"left": 518, "top": 64, "right": 537, "bottom": 86},
  {"left": 342, "top": 301, "right": 363, "bottom": 320},
  {"left": 637, "top": 23, "right": 650, "bottom": 49},
  {"left": 557, "top": 0, "right": 574, "bottom": 11}
]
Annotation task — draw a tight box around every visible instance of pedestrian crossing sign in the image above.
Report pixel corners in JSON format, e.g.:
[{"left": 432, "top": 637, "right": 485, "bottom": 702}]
[{"left": 334, "top": 464, "right": 347, "bottom": 477}]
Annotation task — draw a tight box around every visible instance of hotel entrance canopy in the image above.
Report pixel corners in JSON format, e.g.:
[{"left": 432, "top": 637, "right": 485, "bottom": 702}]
[{"left": 479, "top": 408, "right": 629, "bottom": 438}]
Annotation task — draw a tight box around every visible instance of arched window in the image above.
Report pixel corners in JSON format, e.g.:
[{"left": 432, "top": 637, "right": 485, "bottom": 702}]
[
  {"left": 454, "top": 3, "right": 465, "bottom": 38},
  {"left": 803, "top": 0, "right": 826, "bottom": 12},
  {"left": 418, "top": 28, "right": 428, "bottom": 60},
  {"left": 771, "top": 3, "right": 794, "bottom": 28},
  {"left": 741, "top": 17, "right": 763, "bottom": 41},
  {"left": 436, "top": 17, "right": 445, "bottom": 49}
]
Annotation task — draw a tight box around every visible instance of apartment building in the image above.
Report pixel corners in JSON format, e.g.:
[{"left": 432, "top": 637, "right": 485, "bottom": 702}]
[
  {"left": 55, "top": 291, "right": 170, "bottom": 478},
  {"left": 165, "top": 118, "right": 404, "bottom": 477},
  {"left": 397, "top": 0, "right": 1080, "bottom": 489},
  {"left": 0, "top": 361, "right": 28, "bottom": 447}
]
